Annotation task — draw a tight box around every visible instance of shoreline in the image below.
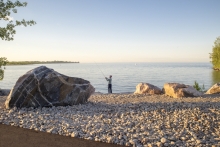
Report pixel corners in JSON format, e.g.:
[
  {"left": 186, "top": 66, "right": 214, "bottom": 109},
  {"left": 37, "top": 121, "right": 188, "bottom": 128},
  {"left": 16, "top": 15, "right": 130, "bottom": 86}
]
[
  {"left": 1, "top": 93, "right": 220, "bottom": 146},
  {"left": 6, "top": 62, "right": 80, "bottom": 66}
]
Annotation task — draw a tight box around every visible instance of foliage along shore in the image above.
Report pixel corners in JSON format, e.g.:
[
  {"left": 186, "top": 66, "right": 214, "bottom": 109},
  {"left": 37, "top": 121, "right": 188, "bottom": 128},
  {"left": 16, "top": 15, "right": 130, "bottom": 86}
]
[
  {"left": 7, "top": 61, "right": 79, "bottom": 65},
  {"left": 213, "top": 67, "right": 220, "bottom": 71}
]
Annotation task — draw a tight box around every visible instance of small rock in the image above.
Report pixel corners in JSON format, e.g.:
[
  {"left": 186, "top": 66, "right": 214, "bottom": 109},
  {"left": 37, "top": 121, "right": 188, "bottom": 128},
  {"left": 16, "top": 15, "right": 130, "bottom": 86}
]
[
  {"left": 107, "top": 136, "right": 113, "bottom": 143},
  {"left": 156, "top": 142, "right": 162, "bottom": 147},
  {"left": 161, "top": 137, "right": 167, "bottom": 143},
  {"left": 180, "top": 137, "right": 186, "bottom": 141},
  {"left": 196, "top": 139, "right": 201, "bottom": 144},
  {"left": 125, "top": 142, "right": 131, "bottom": 146},
  {"left": 170, "top": 141, "right": 175, "bottom": 145},
  {"left": 71, "top": 131, "right": 78, "bottom": 137}
]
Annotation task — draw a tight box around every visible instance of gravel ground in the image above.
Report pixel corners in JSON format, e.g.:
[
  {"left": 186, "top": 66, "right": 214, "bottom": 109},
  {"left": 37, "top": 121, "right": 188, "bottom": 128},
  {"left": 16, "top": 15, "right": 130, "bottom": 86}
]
[{"left": 0, "top": 93, "right": 220, "bottom": 147}]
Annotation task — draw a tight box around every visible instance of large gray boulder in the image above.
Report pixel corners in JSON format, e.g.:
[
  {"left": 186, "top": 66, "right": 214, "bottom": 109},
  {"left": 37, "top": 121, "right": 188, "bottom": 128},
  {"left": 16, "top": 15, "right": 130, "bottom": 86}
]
[{"left": 5, "top": 66, "right": 95, "bottom": 109}]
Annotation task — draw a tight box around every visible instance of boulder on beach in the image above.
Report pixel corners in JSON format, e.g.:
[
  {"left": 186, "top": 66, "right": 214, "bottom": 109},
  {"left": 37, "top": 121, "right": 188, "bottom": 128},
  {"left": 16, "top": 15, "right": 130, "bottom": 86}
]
[
  {"left": 163, "top": 83, "right": 202, "bottom": 98},
  {"left": 205, "top": 83, "right": 220, "bottom": 94},
  {"left": 134, "top": 83, "right": 162, "bottom": 95},
  {"left": 5, "top": 66, "right": 95, "bottom": 109}
]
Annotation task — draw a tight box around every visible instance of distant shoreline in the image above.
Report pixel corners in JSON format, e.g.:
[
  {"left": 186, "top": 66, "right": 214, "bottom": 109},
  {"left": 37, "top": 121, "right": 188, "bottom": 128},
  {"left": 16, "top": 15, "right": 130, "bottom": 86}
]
[{"left": 7, "top": 61, "right": 80, "bottom": 65}]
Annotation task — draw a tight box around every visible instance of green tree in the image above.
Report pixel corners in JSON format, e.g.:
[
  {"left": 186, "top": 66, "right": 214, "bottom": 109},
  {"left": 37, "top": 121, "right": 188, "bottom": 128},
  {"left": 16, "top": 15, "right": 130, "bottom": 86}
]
[
  {"left": 0, "top": 0, "right": 36, "bottom": 41},
  {"left": 0, "top": 57, "right": 8, "bottom": 80},
  {"left": 193, "top": 81, "right": 201, "bottom": 91},
  {"left": 193, "top": 81, "right": 206, "bottom": 92},
  {"left": 210, "top": 37, "right": 220, "bottom": 70}
]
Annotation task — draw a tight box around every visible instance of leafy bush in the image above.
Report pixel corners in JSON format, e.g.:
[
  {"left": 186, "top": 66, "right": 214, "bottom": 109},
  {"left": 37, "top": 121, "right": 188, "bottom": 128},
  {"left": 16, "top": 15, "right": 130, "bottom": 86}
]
[
  {"left": 193, "top": 81, "right": 201, "bottom": 91},
  {"left": 193, "top": 81, "right": 206, "bottom": 92},
  {"left": 0, "top": 69, "right": 4, "bottom": 80},
  {"left": 210, "top": 37, "right": 220, "bottom": 70},
  {"left": 0, "top": 57, "right": 8, "bottom": 80},
  {"left": 0, "top": 0, "right": 36, "bottom": 41}
]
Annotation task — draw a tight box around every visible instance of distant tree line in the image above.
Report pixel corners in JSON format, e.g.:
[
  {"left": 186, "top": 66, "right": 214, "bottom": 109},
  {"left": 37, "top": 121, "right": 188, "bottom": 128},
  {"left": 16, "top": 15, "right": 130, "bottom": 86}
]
[{"left": 7, "top": 61, "right": 80, "bottom": 65}]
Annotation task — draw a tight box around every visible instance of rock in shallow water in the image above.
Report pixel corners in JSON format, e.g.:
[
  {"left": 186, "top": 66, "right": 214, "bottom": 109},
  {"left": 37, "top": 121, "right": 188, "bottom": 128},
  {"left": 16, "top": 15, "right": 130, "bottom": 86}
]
[{"left": 5, "top": 66, "right": 95, "bottom": 108}]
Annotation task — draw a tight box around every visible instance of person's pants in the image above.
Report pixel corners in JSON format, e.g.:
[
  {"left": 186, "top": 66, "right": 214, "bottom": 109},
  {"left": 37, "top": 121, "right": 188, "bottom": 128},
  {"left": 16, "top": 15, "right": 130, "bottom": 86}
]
[{"left": 108, "top": 84, "right": 112, "bottom": 93}]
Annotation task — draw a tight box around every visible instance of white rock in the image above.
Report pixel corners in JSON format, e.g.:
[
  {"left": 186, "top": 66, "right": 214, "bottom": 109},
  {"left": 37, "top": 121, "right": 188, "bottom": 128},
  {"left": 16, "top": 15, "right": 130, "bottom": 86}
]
[
  {"left": 107, "top": 136, "right": 113, "bottom": 143},
  {"left": 161, "top": 137, "right": 167, "bottom": 143},
  {"left": 71, "top": 131, "right": 78, "bottom": 137}
]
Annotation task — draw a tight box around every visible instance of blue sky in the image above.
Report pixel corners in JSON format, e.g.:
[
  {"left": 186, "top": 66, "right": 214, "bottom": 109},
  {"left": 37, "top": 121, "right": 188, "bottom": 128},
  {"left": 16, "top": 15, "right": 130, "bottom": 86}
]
[{"left": 1, "top": 0, "right": 220, "bottom": 62}]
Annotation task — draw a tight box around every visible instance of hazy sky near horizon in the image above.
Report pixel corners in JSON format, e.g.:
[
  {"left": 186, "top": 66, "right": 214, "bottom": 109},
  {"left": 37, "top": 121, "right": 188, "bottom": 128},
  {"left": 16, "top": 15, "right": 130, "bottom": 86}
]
[{"left": 1, "top": 0, "right": 220, "bottom": 63}]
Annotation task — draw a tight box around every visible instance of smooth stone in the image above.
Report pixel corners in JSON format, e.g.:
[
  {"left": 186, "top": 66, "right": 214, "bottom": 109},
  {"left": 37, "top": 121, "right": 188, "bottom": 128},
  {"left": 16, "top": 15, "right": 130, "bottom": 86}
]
[
  {"left": 161, "top": 137, "right": 167, "bottom": 143},
  {"left": 71, "top": 131, "right": 78, "bottom": 137}
]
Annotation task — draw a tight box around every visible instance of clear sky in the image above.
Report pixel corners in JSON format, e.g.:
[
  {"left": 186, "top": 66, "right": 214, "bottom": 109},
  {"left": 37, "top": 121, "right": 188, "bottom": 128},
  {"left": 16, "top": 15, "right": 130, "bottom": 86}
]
[{"left": 1, "top": 0, "right": 220, "bottom": 63}]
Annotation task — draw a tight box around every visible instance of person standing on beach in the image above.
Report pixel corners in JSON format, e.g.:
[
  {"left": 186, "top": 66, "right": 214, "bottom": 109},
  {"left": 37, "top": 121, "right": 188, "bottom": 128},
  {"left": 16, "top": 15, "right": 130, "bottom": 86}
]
[{"left": 105, "top": 75, "right": 112, "bottom": 93}]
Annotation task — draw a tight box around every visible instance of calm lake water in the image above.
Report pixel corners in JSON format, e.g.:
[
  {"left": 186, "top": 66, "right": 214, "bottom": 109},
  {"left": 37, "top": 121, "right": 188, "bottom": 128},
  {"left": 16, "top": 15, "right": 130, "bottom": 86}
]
[{"left": 1, "top": 62, "right": 220, "bottom": 93}]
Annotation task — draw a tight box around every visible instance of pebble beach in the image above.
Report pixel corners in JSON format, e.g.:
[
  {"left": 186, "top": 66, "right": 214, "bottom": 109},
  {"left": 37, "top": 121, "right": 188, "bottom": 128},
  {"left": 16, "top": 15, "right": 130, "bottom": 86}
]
[{"left": 0, "top": 93, "right": 220, "bottom": 147}]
